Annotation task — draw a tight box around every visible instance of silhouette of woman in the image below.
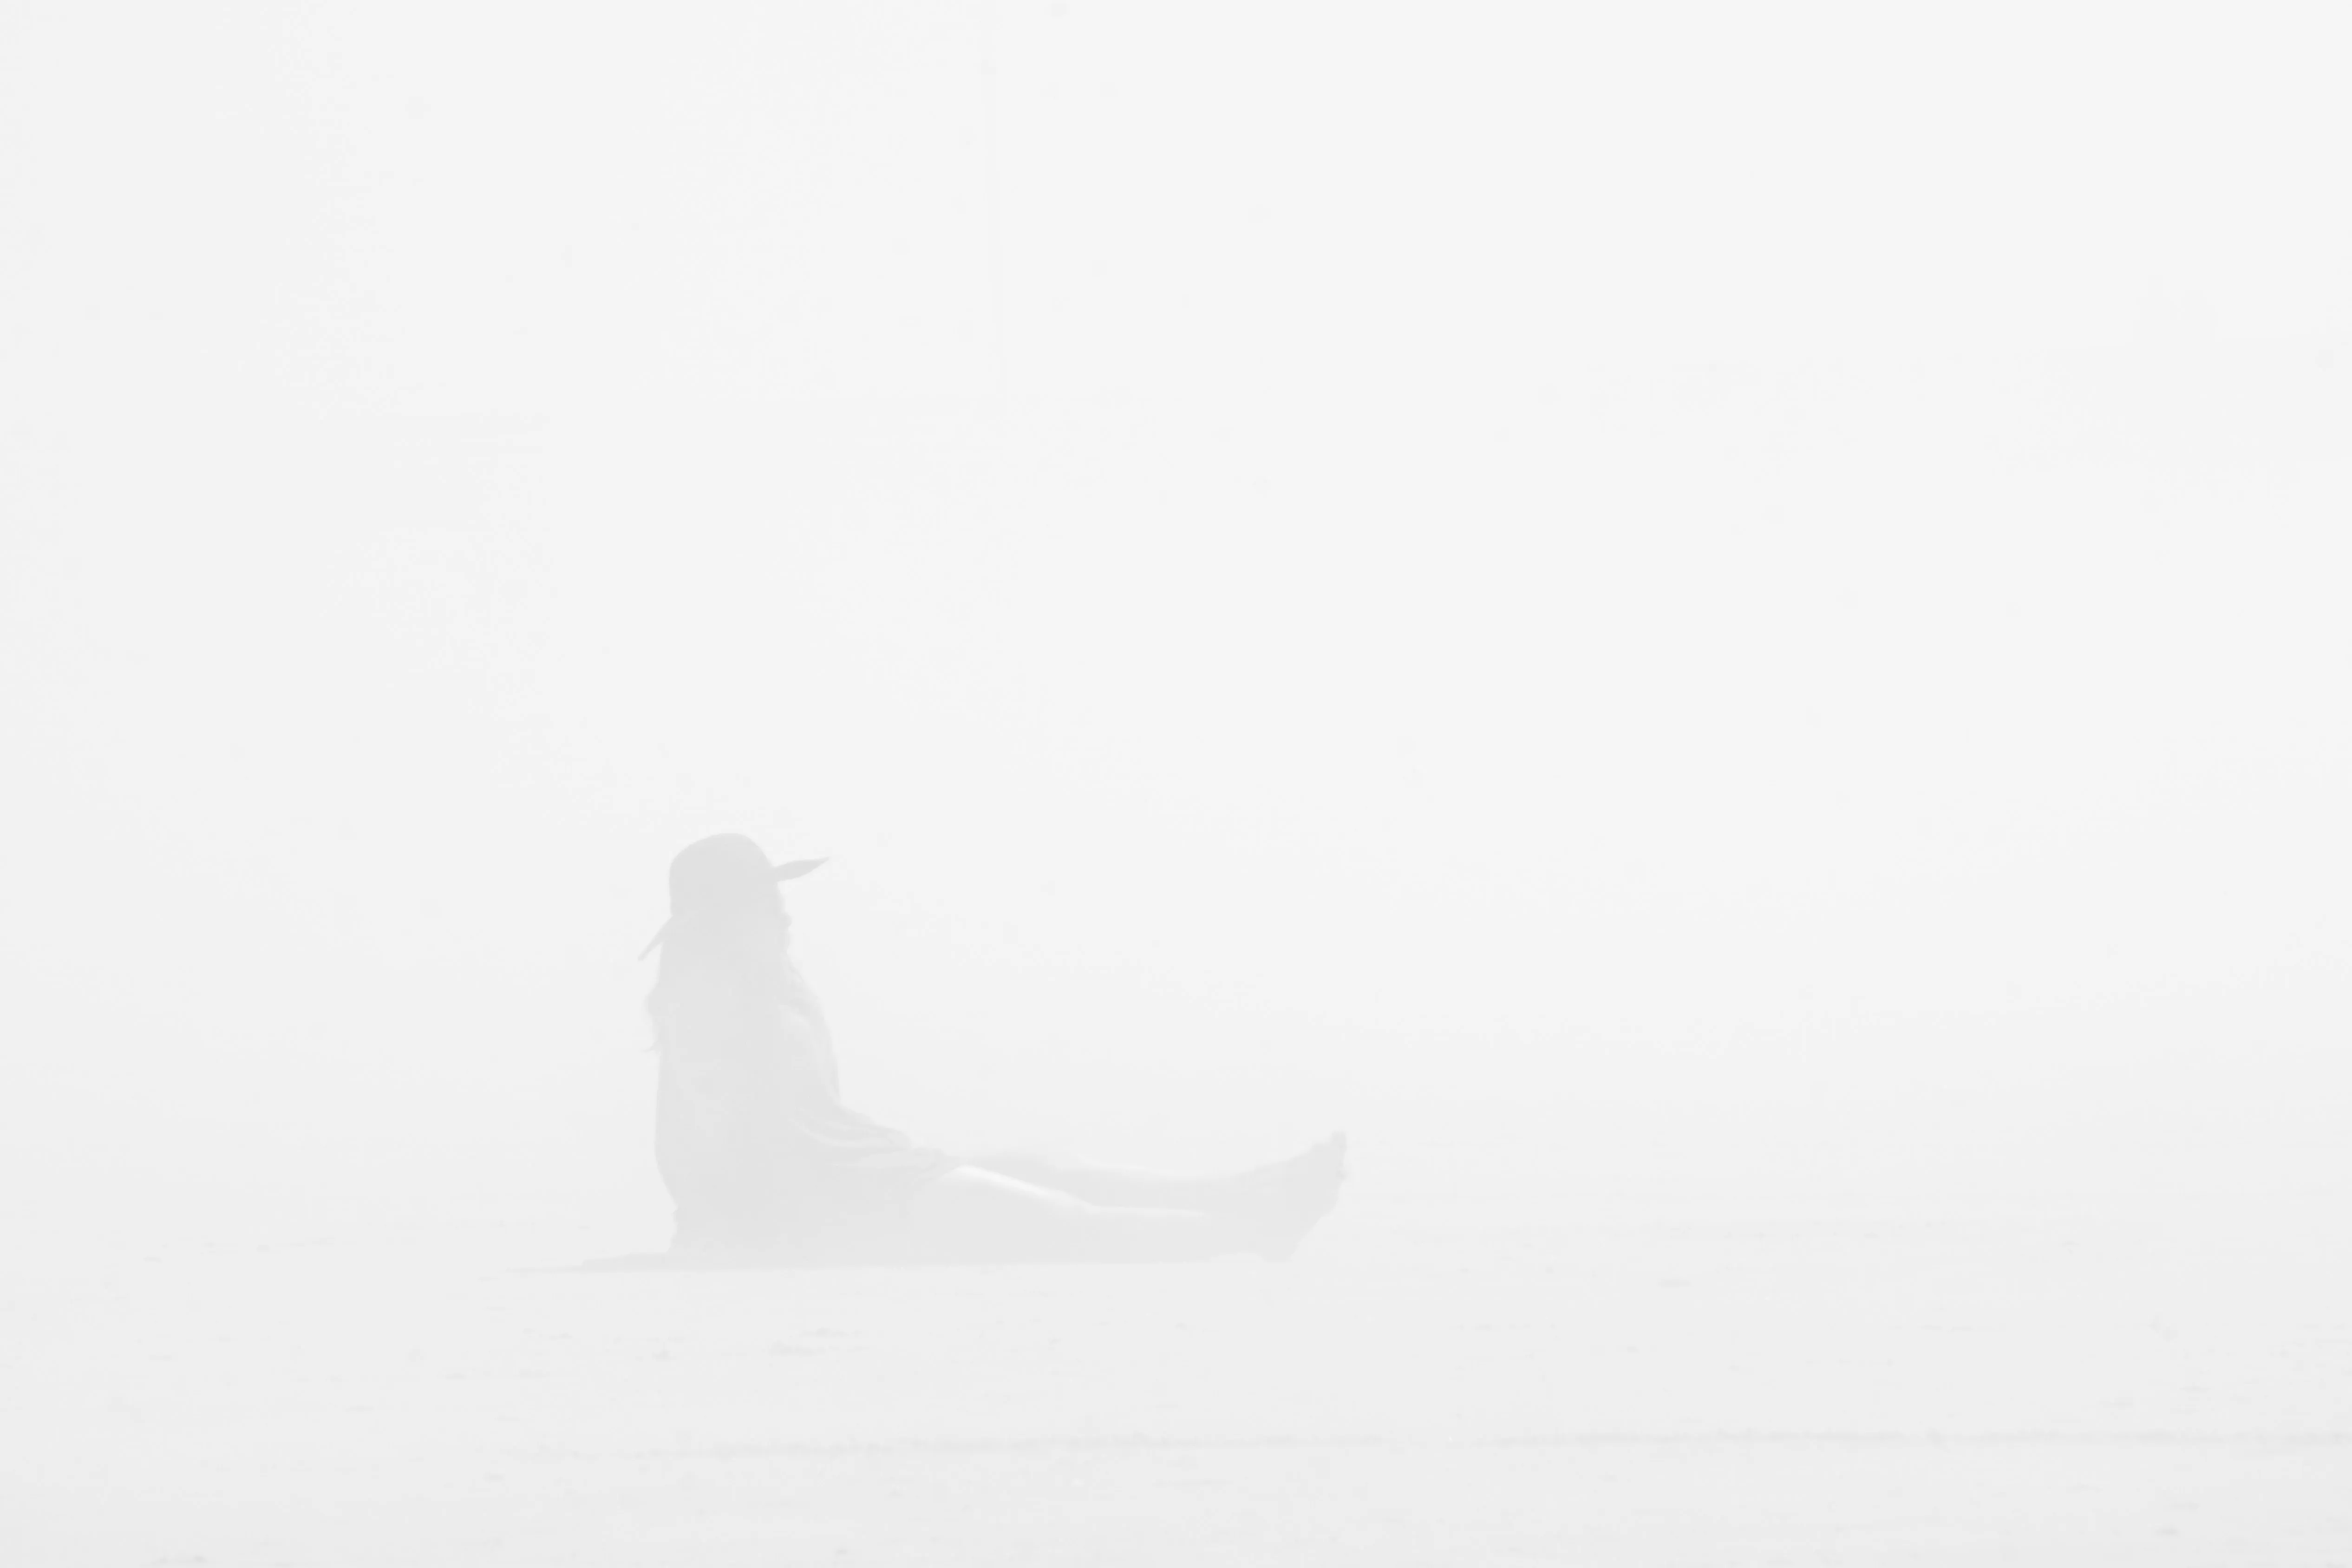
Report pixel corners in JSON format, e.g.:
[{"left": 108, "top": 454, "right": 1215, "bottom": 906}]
[{"left": 644, "top": 834, "right": 1345, "bottom": 1264}]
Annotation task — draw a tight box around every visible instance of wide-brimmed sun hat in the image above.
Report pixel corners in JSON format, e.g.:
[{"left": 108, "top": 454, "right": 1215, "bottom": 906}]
[{"left": 638, "top": 833, "right": 828, "bottom": 959}]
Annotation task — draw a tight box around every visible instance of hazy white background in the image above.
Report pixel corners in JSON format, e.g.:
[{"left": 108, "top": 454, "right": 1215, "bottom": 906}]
[{"left": 5, "top": 2, "right": 2347, "bottom": 1251}]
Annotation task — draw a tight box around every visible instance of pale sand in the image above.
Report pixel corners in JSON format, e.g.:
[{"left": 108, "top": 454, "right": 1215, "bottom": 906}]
[{"left": 7, "top": 1193, "right": 2350, "bottom": 1566}]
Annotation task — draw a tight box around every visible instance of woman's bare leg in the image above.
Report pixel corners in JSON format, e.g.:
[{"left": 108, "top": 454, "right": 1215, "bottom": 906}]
[
  {"left": 825, "top": 1167, "right": 1268, "bottom": 1265},
  {"left": 958, "top": 1135, "right": 1347, "bottom": 1216},
  {"left": 953, "top": 1151, "right": 1243, "bottom": 1212}
]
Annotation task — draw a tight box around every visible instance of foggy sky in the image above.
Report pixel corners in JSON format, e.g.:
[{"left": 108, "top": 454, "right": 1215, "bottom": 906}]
[{"left": 5, "top": 2, "right": 2347, "bottom": 1231}]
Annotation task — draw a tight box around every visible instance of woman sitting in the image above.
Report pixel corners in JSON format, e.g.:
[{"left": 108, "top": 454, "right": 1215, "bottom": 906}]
[{"left": 644, "top": 834, "right": 1346, "bottom": 1264}]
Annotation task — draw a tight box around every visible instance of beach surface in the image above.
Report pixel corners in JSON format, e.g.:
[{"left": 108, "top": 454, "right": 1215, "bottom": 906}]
[{"left": 8, "top": 1182, "right": 2350, "bottom": 1567}]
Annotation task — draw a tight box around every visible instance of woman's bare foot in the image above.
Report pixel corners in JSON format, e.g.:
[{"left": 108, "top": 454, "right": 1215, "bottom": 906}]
[{"left": 1244, "top": 1133, "right": 1347, "bottom": 1259}]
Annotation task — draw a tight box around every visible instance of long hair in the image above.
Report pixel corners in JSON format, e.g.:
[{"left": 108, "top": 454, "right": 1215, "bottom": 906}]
[{"left": 643, "top": 897, "right": 794, "bottom": 1051}]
